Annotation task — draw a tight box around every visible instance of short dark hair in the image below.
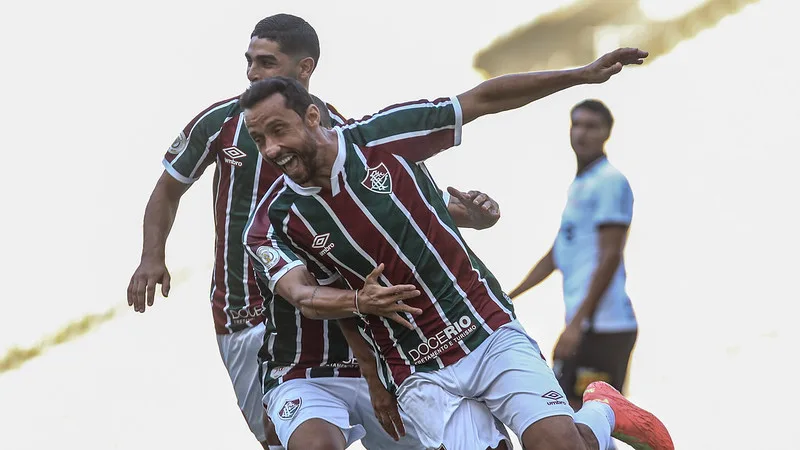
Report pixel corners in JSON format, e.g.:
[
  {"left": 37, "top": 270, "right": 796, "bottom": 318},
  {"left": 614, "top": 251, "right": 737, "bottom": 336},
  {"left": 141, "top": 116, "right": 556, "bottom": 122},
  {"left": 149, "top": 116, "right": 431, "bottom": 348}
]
[
  {"left": 571, "top": 99, "right": 614, "bottom": 129},
  {"left": 240, "top": 76, "right": 314, "bottom": 119},
  {"left": 251, "top": 14, "right": 320, "bottom": 69}
]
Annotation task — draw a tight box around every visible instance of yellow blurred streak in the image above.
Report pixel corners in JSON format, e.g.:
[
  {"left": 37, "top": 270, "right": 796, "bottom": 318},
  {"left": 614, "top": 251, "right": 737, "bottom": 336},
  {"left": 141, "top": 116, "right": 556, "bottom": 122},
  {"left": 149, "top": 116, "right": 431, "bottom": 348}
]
[
  {"left": 473, "top": 0, "right": 761, "bottom": 76},
  {"left": 0, "top": 307, "right": 120, "bottom": 374},
  {"left": 0, "top": 267, "right": 197, "bottom": 375}
]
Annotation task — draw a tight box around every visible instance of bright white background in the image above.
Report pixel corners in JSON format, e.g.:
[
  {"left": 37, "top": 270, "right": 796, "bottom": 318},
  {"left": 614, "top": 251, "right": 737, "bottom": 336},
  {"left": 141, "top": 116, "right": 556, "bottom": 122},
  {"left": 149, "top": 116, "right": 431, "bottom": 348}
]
[{"left": 0, "top": 0, "right": 796, "bottom": 448}]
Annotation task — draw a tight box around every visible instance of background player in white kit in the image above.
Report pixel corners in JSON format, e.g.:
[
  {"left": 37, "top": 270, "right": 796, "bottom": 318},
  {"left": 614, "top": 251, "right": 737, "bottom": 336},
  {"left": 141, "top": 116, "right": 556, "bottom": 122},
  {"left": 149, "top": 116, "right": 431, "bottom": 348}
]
[{"left": 510, "top": 100, "right": 638, "bottom": 416}]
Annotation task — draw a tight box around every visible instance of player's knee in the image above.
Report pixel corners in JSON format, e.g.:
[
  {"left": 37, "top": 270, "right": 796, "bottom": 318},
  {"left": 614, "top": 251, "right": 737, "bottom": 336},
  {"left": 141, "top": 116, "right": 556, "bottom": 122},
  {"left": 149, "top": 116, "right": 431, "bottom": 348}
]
[
  {"left": 521, "top": 415, "right": 587, "bottom": 450},
  {"left": 286, "top": 419, "right": 345, "bottom": 450},
  {"left": 291, "top": 443, "right": 339, "bottom": 450},
  {"left": 287, "top": 436, "right": 341, "bottom": 450}
]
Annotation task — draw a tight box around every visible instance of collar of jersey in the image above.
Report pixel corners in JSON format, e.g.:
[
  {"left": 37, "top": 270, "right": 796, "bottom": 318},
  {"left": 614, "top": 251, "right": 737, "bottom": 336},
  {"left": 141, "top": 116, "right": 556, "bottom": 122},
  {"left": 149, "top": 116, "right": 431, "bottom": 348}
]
[
  {"left": 577, "top": 155, "right": 608, "bottom": 178},
  {"left": 282, "top": 127, "right": 347, "bottom": 197}
]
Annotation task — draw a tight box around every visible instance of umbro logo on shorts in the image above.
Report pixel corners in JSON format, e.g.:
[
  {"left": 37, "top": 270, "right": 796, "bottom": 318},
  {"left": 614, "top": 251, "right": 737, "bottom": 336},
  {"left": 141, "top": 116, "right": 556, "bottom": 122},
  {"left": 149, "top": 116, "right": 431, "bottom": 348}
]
[
  {"left": 541, "top": 390, "right": 563, "bottom": 400},
  {"left": 542, "top": 390, "right": 567, "bottom": 406},
  {"left": 278, "top": 398, "right": 302, "bottom": 420}
]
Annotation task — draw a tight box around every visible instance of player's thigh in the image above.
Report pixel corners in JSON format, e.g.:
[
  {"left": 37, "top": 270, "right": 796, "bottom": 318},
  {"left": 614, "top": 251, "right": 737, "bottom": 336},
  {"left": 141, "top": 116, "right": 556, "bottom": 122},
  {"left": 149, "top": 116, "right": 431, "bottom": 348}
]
[
  {"left": 443, "top": 399, "right": 511, "bottom": 450},
  {"left": 466, "top": 323, "right": 574, "bottom": 438},
  {"left": 263, "top": 378, "right": 366, "bottom": 449},
  {"left": 216, "top": 323, "right": 268, "bottom": 440},
  {"left": 520, "top": 415, "right": 591, "bottom": 450},
  {"left": 287, "top": 418, "right": 346, "bottom": 450},
  {"left": 396, "top": 373, "right": 509, "bottom": 450}
]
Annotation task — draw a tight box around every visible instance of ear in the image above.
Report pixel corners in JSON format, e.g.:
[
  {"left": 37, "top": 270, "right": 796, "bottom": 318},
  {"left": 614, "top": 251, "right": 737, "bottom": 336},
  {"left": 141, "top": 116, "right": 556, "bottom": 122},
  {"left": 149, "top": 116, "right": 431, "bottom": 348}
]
[
  {"left": 305, "top": 103, "right": 321, "bottom": 128},
  {"left": 601, "top": 127, "right": 612, "bottom": 143},
  {"left": 297, "top": 57, "right": 316, "bottom": 83}
]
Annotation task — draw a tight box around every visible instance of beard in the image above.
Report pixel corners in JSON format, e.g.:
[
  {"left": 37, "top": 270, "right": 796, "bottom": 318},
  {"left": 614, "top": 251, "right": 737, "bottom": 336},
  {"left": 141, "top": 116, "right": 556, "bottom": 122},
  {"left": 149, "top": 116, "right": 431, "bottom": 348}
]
[{"left": 284, "top": 130, "right": 319, "bottom": 186}]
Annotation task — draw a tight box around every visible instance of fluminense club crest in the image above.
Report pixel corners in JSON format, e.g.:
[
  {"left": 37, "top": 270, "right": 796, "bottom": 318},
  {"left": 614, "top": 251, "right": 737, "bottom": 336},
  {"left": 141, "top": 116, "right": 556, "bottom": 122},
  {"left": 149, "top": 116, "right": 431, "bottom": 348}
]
[
  {"left": 361, "top": 162, "right": 392, "bottom": 194},
  {"left": 278, "top": 398, "right": 302, "bottom": 420}
]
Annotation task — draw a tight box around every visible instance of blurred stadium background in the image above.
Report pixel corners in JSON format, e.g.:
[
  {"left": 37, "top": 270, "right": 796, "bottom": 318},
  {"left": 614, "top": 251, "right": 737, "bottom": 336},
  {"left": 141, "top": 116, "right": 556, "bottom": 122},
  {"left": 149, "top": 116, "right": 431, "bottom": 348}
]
[{"left": 1, "top": 0, "right": 795, "bottom": 448}]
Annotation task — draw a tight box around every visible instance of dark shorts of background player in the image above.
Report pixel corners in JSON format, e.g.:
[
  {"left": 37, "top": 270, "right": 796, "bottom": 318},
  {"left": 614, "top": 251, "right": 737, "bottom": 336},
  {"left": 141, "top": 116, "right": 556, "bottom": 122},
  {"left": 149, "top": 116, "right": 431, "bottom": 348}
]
[{"left": 555, "top": 329, "right": 638, "bottom": 402}]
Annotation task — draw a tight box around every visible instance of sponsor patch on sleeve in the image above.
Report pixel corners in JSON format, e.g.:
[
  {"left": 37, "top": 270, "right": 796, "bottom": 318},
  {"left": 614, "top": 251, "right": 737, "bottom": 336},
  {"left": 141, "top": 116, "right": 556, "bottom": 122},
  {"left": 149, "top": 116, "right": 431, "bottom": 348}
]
[
  {"left": 256, "top": 246, "right": 280, "bottom": 270},
  {"left": 167, "top": 131, "right": 188, "bottom": 155}
]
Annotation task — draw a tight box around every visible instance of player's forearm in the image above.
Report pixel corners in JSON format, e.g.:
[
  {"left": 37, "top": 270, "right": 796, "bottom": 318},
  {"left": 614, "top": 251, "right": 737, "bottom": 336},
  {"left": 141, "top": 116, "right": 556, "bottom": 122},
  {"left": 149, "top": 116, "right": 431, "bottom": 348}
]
[
  {"left": 337, "top": 318, "right": 381, "bottom": 383},
  {"left": 459, "top": 68, "right": 589, "bottom": 123},
  {"left": 509, "top": 249, "right": 555, "bottom": 299},
  {"left": 571, "top": 252, "right": 621, "bottom": 325},
  {"left": 140, "top": 184, "right": 182, "bottom": 261},
  {"left": 281, "top": 282, "right": 359, "bottom": 320}
]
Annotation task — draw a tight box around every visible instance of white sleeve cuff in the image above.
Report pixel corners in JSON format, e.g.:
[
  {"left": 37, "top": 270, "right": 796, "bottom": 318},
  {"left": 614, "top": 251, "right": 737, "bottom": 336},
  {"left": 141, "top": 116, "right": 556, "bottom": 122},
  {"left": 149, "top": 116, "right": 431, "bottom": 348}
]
[
  {"left": 162, "top": 159, "right": 197, "bottom": 185},
  {"left": 450, "top": 96, "right": 463, "bottom": 147},
  {"left": 268, "top": 260, "right": 304, "bottom": 293}
]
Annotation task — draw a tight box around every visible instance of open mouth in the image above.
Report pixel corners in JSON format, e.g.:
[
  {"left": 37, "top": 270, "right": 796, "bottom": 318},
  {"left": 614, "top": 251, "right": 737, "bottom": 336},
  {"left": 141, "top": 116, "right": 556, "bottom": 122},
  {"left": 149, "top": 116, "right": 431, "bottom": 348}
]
[{"left": 275, "top": 154, "right": 295, "bottom": 166}]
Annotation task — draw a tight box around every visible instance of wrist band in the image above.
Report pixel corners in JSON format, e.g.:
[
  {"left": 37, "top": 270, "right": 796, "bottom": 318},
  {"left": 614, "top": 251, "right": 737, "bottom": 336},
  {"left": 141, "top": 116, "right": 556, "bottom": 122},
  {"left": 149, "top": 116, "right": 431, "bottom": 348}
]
[{"left": 354, "top": 289, "right": 363, "bottom": 316}]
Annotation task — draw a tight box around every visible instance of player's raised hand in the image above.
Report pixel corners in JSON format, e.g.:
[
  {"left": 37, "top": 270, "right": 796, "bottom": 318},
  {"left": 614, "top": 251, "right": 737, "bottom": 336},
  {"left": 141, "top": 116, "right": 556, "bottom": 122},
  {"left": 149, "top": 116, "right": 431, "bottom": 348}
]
[
  {"left": 368, "top": 380, "right": 406, "bottom": 441},
  {"left": 447, "top": 187, "right": 501, "bottom": 230},
  {"left": 127, "top": 257, "right": 171, "bottom": 313},
  {"left": 582, "top": 47, "right": 648, "bottom": 84},
  {"left": 358, "top": 263, "right": 422, "bottom": 330}
]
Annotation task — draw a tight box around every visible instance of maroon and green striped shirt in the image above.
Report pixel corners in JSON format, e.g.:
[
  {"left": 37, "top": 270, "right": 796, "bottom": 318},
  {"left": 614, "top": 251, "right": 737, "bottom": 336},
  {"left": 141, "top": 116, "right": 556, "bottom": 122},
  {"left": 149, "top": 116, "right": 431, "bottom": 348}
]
[
  {"left": 164, "top": 96, "right": 280, "bottom": 334},
  {"left": 162, "top": 96, "right": 344, "bottom": 335},
  {"left": 245, "top": 97, "right": 516, "bottom": 390}
]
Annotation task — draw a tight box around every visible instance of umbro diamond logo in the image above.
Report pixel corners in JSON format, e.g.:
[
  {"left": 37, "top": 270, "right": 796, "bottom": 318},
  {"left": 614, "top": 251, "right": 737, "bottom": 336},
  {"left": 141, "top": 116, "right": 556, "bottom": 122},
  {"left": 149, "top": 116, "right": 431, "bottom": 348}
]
[
  {"left": 541, "top": 390, "right": 563, "bottom": 400},
  {"left": 222, "top": 147, "right": 246, "bottom": 159},
  {"left": 222, "top": 147, "right": 246, "bottom": 167},
  {"left": 542, "top": 390, "right": 567, "bottom": 406},
  {"left": 312, "top": 233, "right": 330, "bottom": 249},
  {"left": 312, "top": 233, "right": 335, "bottom": 257}
]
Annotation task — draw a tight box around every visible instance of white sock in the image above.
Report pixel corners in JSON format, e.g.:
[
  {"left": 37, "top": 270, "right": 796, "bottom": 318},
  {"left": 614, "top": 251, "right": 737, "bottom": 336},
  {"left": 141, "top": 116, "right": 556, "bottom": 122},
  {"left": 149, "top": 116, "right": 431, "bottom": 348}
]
[
  {"left": 574, "top": 400, "right": 616, "bottom": 450},
  {"left": 268, "top": 446, "right": 285, "bottom": 450}
]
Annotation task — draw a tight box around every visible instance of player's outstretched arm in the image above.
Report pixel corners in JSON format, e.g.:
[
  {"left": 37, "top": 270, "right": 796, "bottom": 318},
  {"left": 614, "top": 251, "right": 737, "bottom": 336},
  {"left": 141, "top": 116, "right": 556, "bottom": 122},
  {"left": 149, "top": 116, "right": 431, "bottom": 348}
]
[
  {"left": 457, "top": 48, "right": 648, "bottom": 124},
  {"left": 446, "top": 187, "right": 501, "bottom": 230},
  {"left": 338, "top": 317, "right": 406, "bottom": 441},
  {"left": 274, "top": 264, "right": 423, "bottom": 328},
  {"left": 508, "top": 246, "right": 556, "bottom": 300},
  {"left": 127, "top": 171, "right": 190, "bottom": 313}
]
